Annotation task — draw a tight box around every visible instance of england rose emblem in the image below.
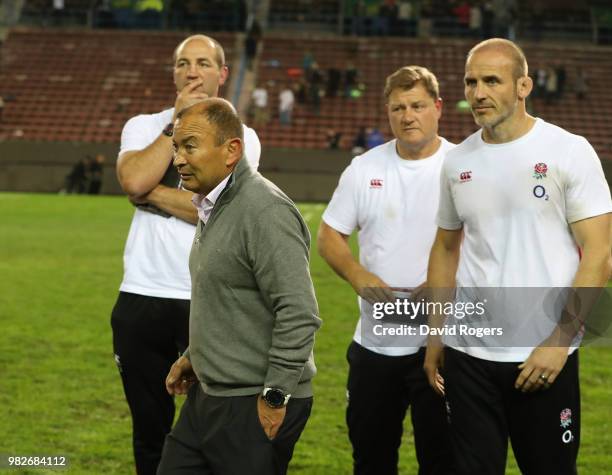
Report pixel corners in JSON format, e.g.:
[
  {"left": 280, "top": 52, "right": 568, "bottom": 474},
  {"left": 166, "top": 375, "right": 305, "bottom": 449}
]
[
  {"left": 560, "top": 408, "right": 572, "bottom": 428},
  {"left": 533, "top": 162, "right": 548, "bottom": 179}
]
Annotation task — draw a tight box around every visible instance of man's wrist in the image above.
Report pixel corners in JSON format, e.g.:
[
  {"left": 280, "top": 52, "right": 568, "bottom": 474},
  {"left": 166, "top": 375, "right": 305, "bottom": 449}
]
[{"left": 261, "top": 387, "right": 291, "bottom": 408}]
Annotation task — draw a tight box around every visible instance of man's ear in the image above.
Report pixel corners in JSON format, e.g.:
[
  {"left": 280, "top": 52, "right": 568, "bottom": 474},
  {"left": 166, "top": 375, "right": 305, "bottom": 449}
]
[
  {"left": 517, "top": 75, "right": 533, "bottom": 101},
  {"left": 219, "top": 65, "right": 229, "bottom": 87},
  {"left": 225, "top": 138, "right": 243, "bottom": 167},
  {"left": 435, "top": 97, "right": 443, "bottom": 116}
]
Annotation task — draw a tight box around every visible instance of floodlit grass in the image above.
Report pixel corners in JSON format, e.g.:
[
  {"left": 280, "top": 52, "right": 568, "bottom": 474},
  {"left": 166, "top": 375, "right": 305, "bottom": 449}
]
[{"left": 0, "top": 193, "right": 610, "bottom": 474}]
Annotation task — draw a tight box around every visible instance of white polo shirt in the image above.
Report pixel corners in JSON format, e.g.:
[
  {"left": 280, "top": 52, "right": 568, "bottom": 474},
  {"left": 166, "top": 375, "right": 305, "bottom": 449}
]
[
  {"left": 438, "top": 118, "right": 612, "bottom": 362},
  {"left": 118, "top": 107, "right": 261, "bottom": 299},
  {"left": 323, "top": 138, "right": 455, "bottom": 356}
]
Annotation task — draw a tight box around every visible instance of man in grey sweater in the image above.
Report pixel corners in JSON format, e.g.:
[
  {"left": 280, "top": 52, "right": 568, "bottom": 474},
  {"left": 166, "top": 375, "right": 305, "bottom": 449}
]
[{"left": 157, "top": 98, "right": 321, "bottom": 475}]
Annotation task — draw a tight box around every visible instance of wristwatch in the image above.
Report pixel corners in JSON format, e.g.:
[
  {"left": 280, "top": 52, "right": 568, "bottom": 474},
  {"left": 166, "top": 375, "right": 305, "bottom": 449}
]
[
  {"left": 262, "top": 387, "right": 291, "bottom": 408},
  {"left": 162, "top": 122, "right": 174, "bottom": 137}
]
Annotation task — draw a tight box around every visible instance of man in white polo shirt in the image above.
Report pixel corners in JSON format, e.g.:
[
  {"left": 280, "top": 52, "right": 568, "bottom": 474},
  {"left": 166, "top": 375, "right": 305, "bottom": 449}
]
[
  {"left": 111, "top": 35, "right": 261, "bottom": 475},
  {"left": 318, "top": 66, "right": 455, "bottom": 474},
  {"left": 424, "top": 38, "right": 612, "bottom": 475}
]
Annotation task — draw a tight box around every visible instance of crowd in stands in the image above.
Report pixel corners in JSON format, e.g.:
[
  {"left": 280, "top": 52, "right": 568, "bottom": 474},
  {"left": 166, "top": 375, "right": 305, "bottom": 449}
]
[
  {"left": 251, "top": 55, "right": 363, "bottom": 127},
  {"left": 266, "top": 0, "right": 599, "bottom": 42},
  {"left": 1, "top": 1, "right": 609, "bottom": 158},
  {"left": 7, "top": 1, "right": 607, "bottom": 45},
  {"left": 17, "top": 0, "right": 248, "bottom": 31},
  {"left": 344, "top": 0, "right": 516, "bottom": 37},
  {"left": 531, "top": 65, "right": 589, "bottom": 104}
]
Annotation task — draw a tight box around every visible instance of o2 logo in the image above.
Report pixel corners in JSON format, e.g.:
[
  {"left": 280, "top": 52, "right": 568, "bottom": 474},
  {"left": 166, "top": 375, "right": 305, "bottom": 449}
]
[{"left": 533, "top": 185, "right": 549, "bottom": 201}]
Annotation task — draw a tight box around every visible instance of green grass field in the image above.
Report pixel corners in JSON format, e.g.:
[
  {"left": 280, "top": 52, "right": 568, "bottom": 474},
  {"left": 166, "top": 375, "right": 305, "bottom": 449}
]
[{"left": 0, "top": 193, "right": 610, "bottom": 474}]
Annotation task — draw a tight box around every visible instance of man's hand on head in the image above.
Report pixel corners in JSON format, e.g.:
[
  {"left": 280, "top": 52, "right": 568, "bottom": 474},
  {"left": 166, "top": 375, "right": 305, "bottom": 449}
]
[{"left": 174, "top": 79, "right": 210, "bottom": 120}]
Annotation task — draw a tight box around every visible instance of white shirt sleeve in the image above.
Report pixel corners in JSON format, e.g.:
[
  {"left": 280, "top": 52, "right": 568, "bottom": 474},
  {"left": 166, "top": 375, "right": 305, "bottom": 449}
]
[
  {"left": 564, "top": 137, "right": 612, "bottom": 223},
  {"left": 119, "top": 115, "right": 157, "bottom": 156},
  {"left": 436, "top": 160, "right": 463, "bottom": 230},
  {"left": 322, "top": 160, "right": 360, "bottom": 235},
  {"left": 243, "top": 125, "right": 262, "bottom": 171}
]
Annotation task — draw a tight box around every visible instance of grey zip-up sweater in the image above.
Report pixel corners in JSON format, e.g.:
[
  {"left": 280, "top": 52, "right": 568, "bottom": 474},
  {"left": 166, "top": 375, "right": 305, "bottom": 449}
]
[{"left": 186, "top": 157, "right": 321, "bottom": 398}]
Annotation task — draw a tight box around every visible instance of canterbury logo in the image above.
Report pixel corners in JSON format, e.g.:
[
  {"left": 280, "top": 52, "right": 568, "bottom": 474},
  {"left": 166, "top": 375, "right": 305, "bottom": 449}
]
[
  {"left": 370, "top": 178, "right": 383, "bottom": 188},
  {"left": 459, "top": 171, "right": 472, "bottom": 182}
]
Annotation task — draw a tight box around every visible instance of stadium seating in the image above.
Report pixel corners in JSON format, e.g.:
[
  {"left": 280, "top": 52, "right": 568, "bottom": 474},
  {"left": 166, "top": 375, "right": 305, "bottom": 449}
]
[
  {"left": 0, "top": 28, "right": 236, "bottom": 143},
  {"left": 0, "top": 28, "right": 610, "bottom": 162},
  {"left": 255, "top": 34, "right": 612, "bottom": 160}
]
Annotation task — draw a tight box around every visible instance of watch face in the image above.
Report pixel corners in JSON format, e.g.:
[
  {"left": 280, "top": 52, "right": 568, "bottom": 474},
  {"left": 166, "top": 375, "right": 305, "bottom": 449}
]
[{"left": 265, "top": 389, "right": 285, "bottom": 407}]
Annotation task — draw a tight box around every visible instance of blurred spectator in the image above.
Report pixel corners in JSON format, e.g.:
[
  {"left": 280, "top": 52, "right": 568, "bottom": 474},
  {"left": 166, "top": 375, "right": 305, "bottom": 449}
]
[
  {"left": 352, "top": 126, "right": 367, "bottom": 155},
  {"left": 492, "top": 0, "right": 516, "bottom": 39},
  {"left": 481, "top": 0, "right": 494, "bottom": 38},
  {"left": 2, "top": 0, "right": 20, "bottom": 26},
  {"left": 545, "top": 66, "right": 558, "bottom": 104},
  {"left": 251, "top": 84, "right": 269, "bottom": 126},
  {"left": 388, "top": 0, "right": 400, "bottom": 33},
  {"left": 51, "top": 0, "right": 65, "bottom": 25},
  {"left": 366, "top": 127, "right": 384, "bottom": 150},
  {"left": 534, "top": 67, "right": 547, "bottom": 98},
  {"left": 376, "top": 0, "right": 398, "bottom": 36},
  {"left": 452, "top": 0, "right": 471, "bottom": 34},
  {"left": 302, "top": 51, "right": 314, "bottom": 77},
  {"left": 418, "top": 1, "right": 433, "bottom": 38},
  {"left": 575, "top": 69, "right": 588, "bottom": 100},
  {"left": 326, "top": 129, "right": 342, "bottom": 149},
  {"left": 279, "top": 86, "right": 295, "bottom": 126},
  {"left": 531, "top": 0, "right": 545, "bottom": 41},
  {"left": 469, "top": 1, "right": 483, "bottom": 38},
  {"left": 327, "top": 68, "right": 341, "bottom": 98},
  {"left": 295, "top": 78, "right": 308, "bottom": 104},
  {"left": 0, "top": 95, "right": 4, "bottom": 123},
  {"left": 344, "top": 62, "right": 359, "bottom": 97},
  {"left": 397, "top": 1, "right": 415, "bottom": 36},
  {"left": 64, "top": 157, "right": 89, "bottom": 194},
  {"left": 135, "top": 0, "right": 163, "bottom": 29},
  {"left": 95, "top": 0, "right": 115, "bottom": 28},
  {"left": 309, "top": 63, "right": 324, "bottom": 115},
  {"left": 555, "top": 64, "right": 566, "bottom": 99},
  {"left": 351, "top": 0, "right": 367, "bottom": 36},
  {"left": 244, "top": 20, "right": 262, "bottom": 70},
  {"left": 111, "top": 0, "right": 135, "bottom": 28},
  {"left": 88, "top": 154, "right": 106, "bottom": 195}
]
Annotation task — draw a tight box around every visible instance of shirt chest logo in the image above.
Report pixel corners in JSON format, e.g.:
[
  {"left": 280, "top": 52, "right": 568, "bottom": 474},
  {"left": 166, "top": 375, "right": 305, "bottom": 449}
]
[
  {"left": 459, "top": 171, "right": 472, "bottom": 182},
  {"left": 533, "top": 162, "right": 548, "bottom": 179},
  {"left": 532, "top": 163, "right": 550, "bottom": 200},
  {"left": 369, "top": 178, "right": 384, "bottom": 188}
]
